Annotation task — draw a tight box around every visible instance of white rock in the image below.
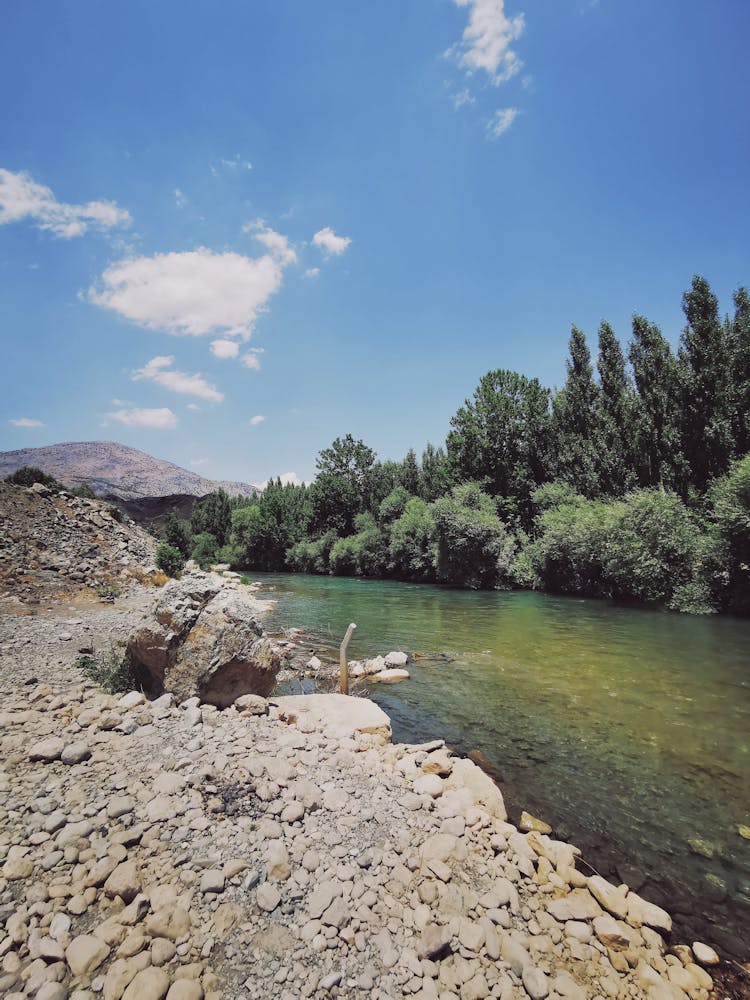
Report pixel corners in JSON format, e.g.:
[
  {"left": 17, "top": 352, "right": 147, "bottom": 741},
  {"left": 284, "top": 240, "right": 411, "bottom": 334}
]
[{"left": 384, "top": 651, "right": 408, "bottom": 667}]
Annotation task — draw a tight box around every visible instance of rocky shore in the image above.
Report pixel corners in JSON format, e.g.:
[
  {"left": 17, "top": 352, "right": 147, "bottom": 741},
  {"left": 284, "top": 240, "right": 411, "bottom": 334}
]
[{"left": 0, "top": 628, "right": 725, "bottom": 1000}]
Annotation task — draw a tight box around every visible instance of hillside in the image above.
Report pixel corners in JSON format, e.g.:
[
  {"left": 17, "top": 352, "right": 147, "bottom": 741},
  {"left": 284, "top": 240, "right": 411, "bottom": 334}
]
[{"left": 0, "top": 440, "right": 258, "bottom": 500}]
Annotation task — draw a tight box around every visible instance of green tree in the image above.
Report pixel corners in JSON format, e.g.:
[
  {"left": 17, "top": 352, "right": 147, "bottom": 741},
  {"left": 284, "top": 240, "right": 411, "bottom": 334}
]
[
  {"left": 191, "top": 489, "right": 232, "bottom": 546},
  {"left": 6, "top": 466, "right": 62, "bottom": 491},
  {"left": 710, "top": 454, "right": 750, "bottom": 614},
  {"left": 432, "top": 482, "right": 517, "bottom": 589},
  {"left": 446, "top": 369, "right": 552, "bottom": 520},
  {"left": 679, "top": 276, "right": 733, "bottom": 490},
  {"left": 596, "top": 322, "right": 636, "bottom": 496},
  {"left": 389, "top": 498, "right": 437, "bottom": 582},
  {"left": 286, "top": 531, "right": 338, "bottom": 575},
  {"left": 629, "top": 316, "right": 686, "bottom": 491},
  {"left": 728, "top": 287, "right": 750, "bottom": 457},
  {"left": 191, "top": 532, "right": 219, "bottom": 569},
  {"left": 528, "top": 494, "right": 616, "bottom": 596},
  {"left": 397, "top": 448, "right": 421, "bottom": 495},
  {"left": 155, "top": 543, "right": 184, "bottom": 577},
  {"left": 329, "top": 513, "right": 387, "bottom": 578},
  {"left": 379, "top": 485, "right": 412, "bottom": 524},
  {"left": 310, "top": 435, "right": 376, "bottom": 536},
  {"left": 163, "top": 512, "right": 192, "bottom": 557},
  {"left": 551, "top": 327, "right": 601, "bottom": 496},
  {"left": 420, "top": 443, "right": 450, "bottom": 502}
]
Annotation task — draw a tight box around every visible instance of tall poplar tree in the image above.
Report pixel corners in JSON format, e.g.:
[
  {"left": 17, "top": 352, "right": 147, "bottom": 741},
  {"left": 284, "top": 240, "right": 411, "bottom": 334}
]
[
  {"left": 728, "top": 286, "right": 750, "bottom": 458},
  {"left": 679, "top": 275, "right": 733, "bottom": 490},
  {"left": 595, "top": 322, "right": 636, "bottom": 496},
  {"left": 551, "top": 327, "right": 601, "bottom": 496},
  {"left": 628, "top": 316, "right": 686, "bottom": 491}
]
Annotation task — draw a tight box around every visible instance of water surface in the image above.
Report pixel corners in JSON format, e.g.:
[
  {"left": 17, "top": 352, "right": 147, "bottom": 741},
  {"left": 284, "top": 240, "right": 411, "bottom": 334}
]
[{"left": 254, "top": 572, "right": 750, "bottom": 956}]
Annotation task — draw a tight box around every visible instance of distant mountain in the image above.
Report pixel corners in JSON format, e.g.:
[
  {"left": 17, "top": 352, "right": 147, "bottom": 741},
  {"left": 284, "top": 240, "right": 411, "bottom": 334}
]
[{"left": 0, "top": 441, "right": 259, "bottom": 500}]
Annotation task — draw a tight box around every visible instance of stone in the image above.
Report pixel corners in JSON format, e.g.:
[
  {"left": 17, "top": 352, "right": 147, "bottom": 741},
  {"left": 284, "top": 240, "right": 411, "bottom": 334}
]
[
  {"left": 547, "top": 890, "right": 602, "bottom": 923},
  {"left": 151, "top": 938, "right": 177, "bottom": 965},
  {"left": 66, "top": 935, "right": 110, "bottom": 977},
  {"left": 146, "top": 907, "right": 191, "bottom": 941},
  {"left": 414, "top": 774, "right": 444, "bottom": 798},
  {"left": 625, "top": 892, "right": 672, "bottom": 933},
  {"left": 118, "top": 691, "right": 146, "bottom": 709},
  {"left": 417, "top": 923, "right": 452, "bottom": 961},
  {"left": 519, "top": 811, "right": 552, "bottom": 835},
  {"left": 200, "top": 869, "right": 225, "bottom": 894},
  {"left": 256, "top": 883, "right": 281, "bottom": 912},
  {"left": 29, "top": 737, "right": 65, "bottom": 763},
  {"left": 272, "top": 693, "right": 392, "bottom": 741},
  {"left": 587, "top": 875, "right": 629, "bottom": 919},
  {"left": 593, "top": 915, "right": 630, "bottom": 950},
  {"left": 166, "top": 982, "right": 204, "bottom": 1000},
  {"left": 61, "top": 742, "right": 91, "bottom": 764},
  {"left": 234, "top": 694, "right": 268, "bottom": 715},
  {"left": 522, "top": 965, "right": 550, "bottom": 999},
  {"left": 121, "top": 967, "right": 170, "bottom": 1000},
  {"left": 266, "top": 841, "right": 290, "bottom": 880},
  {"left": 458, "top": 919, "right": 485, "bottom": 952},
  {"left": 104, "top": 860, "right": 141, "bottom": 902},
  {"left": 691, "top": 941, "right": 719, "bottom": 966},
  {"left": 370, "top": 668, "right": 410, "bottom": 682},
  {"left": 384, "top": 651, "right": 408, "bottom": 667}
]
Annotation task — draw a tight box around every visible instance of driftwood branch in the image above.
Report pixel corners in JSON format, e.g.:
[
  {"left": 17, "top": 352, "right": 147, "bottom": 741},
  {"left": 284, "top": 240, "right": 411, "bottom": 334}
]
[{"left": 339, "top": 622, "right": 357, "bottom": 694}]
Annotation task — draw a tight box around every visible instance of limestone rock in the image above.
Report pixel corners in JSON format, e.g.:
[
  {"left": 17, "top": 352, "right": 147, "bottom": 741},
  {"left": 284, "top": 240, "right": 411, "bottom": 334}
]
[
  {"left": 29, "top": 737, "right": 65, "bottom": 763},
  {"left": 122, "top": 967, "right": 170, "bottom": 1000},
  {"left": 370, "top": 668, "right": 410, "bottom": 683},
  {"left": 519, "top": 810, "right": 552, "bottom": 834},
  {"left": 626, "top": 891, "right": 672, "bottom": 933},
  {"left": 691, "top": 941, "right": 719, "bottom": 965},
  {"left": 273, "top": 693, "right": 392, "bottom": 741},
  {"left": 384, "top": 651, "right": 408, "bottom": 667},
  {"left": 66, "top": 934, "right": 110, "bottom": 977}
]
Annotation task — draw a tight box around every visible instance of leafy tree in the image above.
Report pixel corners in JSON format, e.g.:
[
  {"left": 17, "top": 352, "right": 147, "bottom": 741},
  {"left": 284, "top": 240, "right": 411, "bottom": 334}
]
[
  {"left": 191, "top": 532, "right": 219, "bottom": 569},
  {"left": 155, "top": 543, "right": 184, "bottom": 577},
  {"left": 728, "top": 287, "right": 750, "bottom": 457},
  {"left": 596, "top": 322, "right": 636, "bottom": 496},
  {"left": 432, "top": 482, "right": 517, "bottom": 589},
  {"left": 528, "top": 495, "right": 617, "bottom": 596},
  {"left": 551, "top": 327, "right": 601, "bottom": 496},
  {"left": 379, "top": 485, "right": 412, "bottom": 524},
  {"left": 679, "top": 276, "right": 733, "bottom": 490},
  {"left": 329, "top": 514, "right": 387, "bottom": 577},
  {"left": 709, "top": 454, "right": 750, "bottom": 613},
  {"left": 191, "top": 489, "right": 232, "bottom": 546},
  {"left": 163, "top": 512, "right": 192, "bottom": 557},
  {"left": 286, "top": 531, "right": 338, "bottom": 574},
  {"left": 6, "top": 466, "right": 61, "bottom": 491},
  {"left": 310, "top": 435, "right": 376, "bottom": 536},
  {"left": 398, "top": 448, "right": 421, "bottom": 495},
  {"left": 420, "top": 443, "right": 450, "bottom": 502},
  {"left": 629, "top": 316, "right": 686, "bottom": 491},
  {"left": 446, "top": 369, "right": 552, "bottom": 520},
  {"left": 389, "top": 498, "right": 437, "bottom": 582},
  {"left": 363, "top": 460, "right": 401, "bottom": 514}
]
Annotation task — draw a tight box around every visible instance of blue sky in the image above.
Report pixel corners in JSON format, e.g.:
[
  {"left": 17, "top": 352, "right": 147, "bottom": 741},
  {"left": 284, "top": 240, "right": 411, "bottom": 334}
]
[{"left": 1, "top": 0, "right": 749, "bottom": 486}]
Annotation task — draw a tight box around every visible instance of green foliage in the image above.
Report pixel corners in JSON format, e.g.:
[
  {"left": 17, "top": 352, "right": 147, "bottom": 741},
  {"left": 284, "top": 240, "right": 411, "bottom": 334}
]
[
  {"left": 528, "top": 497, "right": 618, "bottom": 596},
  {"left": 709, "top": 453, "right": 750, "bottom": 613},
  {"left": 286, "top": 531, "right": 338, "bottom": 574},
  {"left": 155, "top": 542, "right": 184, "bottom": 577},
  {"left": 389, "top": 498, "right": 437, "bottom": 582},
  {"left": 96, "top": 583, "right": 120, "bottom": 603},
  {"left": 190, "top": 532, "right": 219, "bottom": 569},
  {"left": 191, "top": 489, "right": 232, "bottom": 546},
  {"left": 432, "top": 483, "right": 517, "bottom": 589},
  {"left": 729, "top": 287, "right": 750, "bottom": 457},
  {"left": 163, "top": 512, "right": 192, "bottom": 557},
  {"left": 70, "top": 483, "right": 96, "bottom": 499},
  {"left": 76, "top": 646, "right": 137, "bottom": 694},
  {"left": 379, "top": 485, "right": 412, "bottom": 524},
  {"left": 420, "top": 443, "right": 450, "bottom": 502},
  {"left": 552, "top": 326, "right": 601, "bottom": 496},
  {"left": 228, "top": 480, "right": 310, "bottom": 570},
  {"left": 329, "top": 513, "right": 387, "bottom": 578},
  {"left": 596, "top": 321, "right": 637, "bottom": 496},
  {"left": 6, "top": 466, "right": 62, "bottom": 491}
]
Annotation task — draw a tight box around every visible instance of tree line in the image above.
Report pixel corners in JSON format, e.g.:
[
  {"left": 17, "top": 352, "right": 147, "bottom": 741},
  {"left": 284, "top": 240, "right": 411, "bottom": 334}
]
[{"left": 160, "top": 275, "right": 750, "bottom": 615}]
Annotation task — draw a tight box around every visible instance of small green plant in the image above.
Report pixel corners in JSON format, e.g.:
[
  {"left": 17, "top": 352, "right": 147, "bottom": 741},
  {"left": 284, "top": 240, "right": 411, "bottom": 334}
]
[
  {"left": 156, "top": 542, "right": 184, "bottom": 577},
  {"left": 6, "top": 466, "right": 62, "bottom": 492},
  {"left": 76, "top": 646, "right": 138, "bottom": 694},
  {"left": 96, "top": 583, "right": 120, "bottom": 603}
]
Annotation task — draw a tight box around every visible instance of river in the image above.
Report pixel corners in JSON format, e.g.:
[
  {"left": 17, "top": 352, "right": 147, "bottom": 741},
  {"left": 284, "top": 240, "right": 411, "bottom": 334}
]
[{"left": 252, "top": 572, "right": 750, "bottom": 958}]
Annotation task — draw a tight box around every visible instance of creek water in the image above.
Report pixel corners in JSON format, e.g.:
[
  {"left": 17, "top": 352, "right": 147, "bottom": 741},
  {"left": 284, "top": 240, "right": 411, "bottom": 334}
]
[{"left": 252, "top": 572, "right": 750, "bottom": 957}]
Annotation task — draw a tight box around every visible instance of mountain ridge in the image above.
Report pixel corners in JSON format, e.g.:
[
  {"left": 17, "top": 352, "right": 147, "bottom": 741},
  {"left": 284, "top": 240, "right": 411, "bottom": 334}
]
[{"left": 0, "top": 440, "right": 259, "bottom": 500}]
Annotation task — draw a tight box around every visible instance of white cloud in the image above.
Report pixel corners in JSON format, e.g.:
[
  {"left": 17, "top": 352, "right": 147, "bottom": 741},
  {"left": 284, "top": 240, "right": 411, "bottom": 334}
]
[
  {"left": 108, "top": 407, "right": 178, "bottom": 429},
  {"left": 186, "top": 403, "right": 200, "bottom": 411},
  {"left": 243, "top": 219, "right": 297, "bottom": 265},
  {"left": 189, "top": 457, "right": 208, "bottom": 466},
  {"left": 132, "top": 355, "right": 224, "bottom": 403},
  {"left": 259, "top": 471, "right": 303, "bottom": 490},
  {"left": 220, "top": 154, "right": 253, "bottom": 171},
  {"left": 241, "top": 348, "right": 264, "bottom": 370},
  {"left": 452, "top": 88, "right": 476, "bottom": 109},
  {"left": 303, "top": 267, "right": 320, "bottom": 279},
  {"left": 450, "top": 0, "right": 524, "bottom": 84},
  {"left": 312, "top": 227, "right": 351, "bottom": 256},
  {"left": 9, "top": 417, "right": 44, "bottom": 428},
  {"left": 88, "top": 248, "right": 287, "bottom": 339},
  {"left": 0, "top": 168, "right": 131, "bottom": 239},
  {"left": 486, "top": 107, "right": 520, "bottom": 138},
  {"left": 174, "top": 188, "right": 187, "bottom": 208},
  {"left": 210, "top": 338, "right": 240, "bottom": 359},
  {"left": 249, "top": 414, "right": 265, "bottom": 426}
]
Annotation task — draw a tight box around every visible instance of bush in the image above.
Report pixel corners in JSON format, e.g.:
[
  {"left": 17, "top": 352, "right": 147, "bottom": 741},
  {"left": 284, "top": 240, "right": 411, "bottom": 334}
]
[
  {"left": 155, "top": 542, "right": 185, "bottom": 577},
  {"left": 286, "top": 531, "right": 338, "bottom": 574},
  {"left": 709, "top": 453, "right": 750, "bottom": 613},
  {"left": 389, "top": 498, "right": 437, "bottom": 582},
  {"left": 6, "top": 466, "right": 62, "bottom": 491},
  {"left": 70, "top": 483, "right": 96, "bottom": 499},
  {"left": 432, "top": 482, "right": 517, "bottom": 589},
  {"left": 190, "top": 532, "right": 219, "bottom": 569},
  {"left": 163, "top": 513, "right": 192, "bottom": 557},
  {"left": 76, "top": 645, "right": 138, "bottom": 694},
  {"left": 329, "top": 514, "right": 388, "bottom": 578},
  {"left": 528, "top": 499, "right": 617, "bottom": 596}
]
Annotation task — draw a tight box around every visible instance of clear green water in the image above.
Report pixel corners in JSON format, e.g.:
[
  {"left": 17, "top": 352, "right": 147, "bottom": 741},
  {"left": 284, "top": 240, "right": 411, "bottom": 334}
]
[{"left": 253, "top": 573, "right": 750, "bottom": 956}]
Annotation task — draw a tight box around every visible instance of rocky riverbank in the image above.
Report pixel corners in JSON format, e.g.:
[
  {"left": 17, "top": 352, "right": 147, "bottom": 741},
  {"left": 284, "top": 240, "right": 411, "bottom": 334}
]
[{"left": 0, "top": 620, "right": 729, "bottom": 1000}]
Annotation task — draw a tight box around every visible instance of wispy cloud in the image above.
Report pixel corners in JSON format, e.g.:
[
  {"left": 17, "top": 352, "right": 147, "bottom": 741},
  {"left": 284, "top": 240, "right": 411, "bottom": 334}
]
[
  {"left": 449, "top": 0, "right": 524, "bottom": 85},
  {"left": 249, "top": 414, "right": 265, "bottom": 426},
  {"left": 303, "top": 267, "right": 320, "bottom": 279},
  {"left": 312, "top": 227, "right": 351, "bottom": 256},
  {"left": 0, "top": 168, "right": 131, "bottom": 239},
  {"left": 211, "top": 154, "right": 253, "bottom": 176},
  {"left": 486, "top": 107, "right": 520, "bottom": 138},
  {"left": 243, "top": 219, "right": 297, "bottom": 265},
  {"left": 9, "top": 417, "right": 44, "bottom": 428},
  {"left": 108, "top": 407, "right": 178, "bottom": 429},
  {"left": 210, "top": 339, "right": 240, "bottom": 360},
  {"left": 189, "top": 457, "right": 208, "bottom": 466},
  {"left": 241, "top": 348, "right": 264, "bottom": 370},
  {"left": 452, "top": 88, "right": 476, "bottom": 110},
  {"left": 174, "top": 188, "right": 187, "bottom": 208},
  {"left": 88, "top": 248, "right": 289, "bottom": 340},
  {"left": 132, "top": 355, "right": 224, "bottom": 403},
  {"left": 186, "top": 403, "right": 200, "bottom": 411}
]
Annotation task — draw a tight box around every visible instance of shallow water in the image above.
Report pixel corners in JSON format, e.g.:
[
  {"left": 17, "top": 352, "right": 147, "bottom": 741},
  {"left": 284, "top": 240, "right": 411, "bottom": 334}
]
[{"left": 254, "top": 572, "right": 750, "bottom": 956}]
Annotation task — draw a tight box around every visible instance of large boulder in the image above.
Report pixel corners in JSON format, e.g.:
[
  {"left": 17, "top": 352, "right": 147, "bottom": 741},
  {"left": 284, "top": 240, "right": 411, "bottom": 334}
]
[{"left": 126, "top": 572, "right": 282, "bottom": 707}]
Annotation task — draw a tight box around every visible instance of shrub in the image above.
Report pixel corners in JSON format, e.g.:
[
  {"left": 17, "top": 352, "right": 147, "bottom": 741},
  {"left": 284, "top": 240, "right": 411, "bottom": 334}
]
[
  {"left": 163, "top": 513, "right": 192, "bottom": 557},
  {"left": 389, "top": 498, "right": 437, "bottom": 582},
  {"left": 70, "top": 483, "right": 96, "bottom": 499},
  {"left": 76, "top": 645, "right": 138, "bottom": 694},
  {"left": 709, "top": 453, "right": 750, "bottom": 613},
  {"left": 286, "top": 531, "right": 338, "bottom": 574},
  {"left": 432, "top": 482, "right": 517, "bottom": 589},
  {"left": 329, "top": 514, "right": 388, "bottom": 578},
  {"left": 6, "top": 466, "right": 62, "bottom": 491},
  {"left": 528, "top": 499, "right": 617, "bottom": 596},
  {"left": 190, "top": 532, "right": 219, "bottom": 569},
  {"left": 156, "top": 542, "right": 185, "bottom": 577}
]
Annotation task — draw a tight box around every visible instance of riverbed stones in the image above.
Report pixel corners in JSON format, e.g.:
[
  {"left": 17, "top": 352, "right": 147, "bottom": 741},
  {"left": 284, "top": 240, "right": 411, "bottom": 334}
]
[
  {"left": 519, "top": 811, "right": 552, "bottom": 835},
  {"left": 65, "top": 934, "right": 110, "bottom": 977},
  {"left": 29, "top": 737, "right": 65, "bottom": 762},
  {"left": 691, "top": 941, "right": 720, "bottom": 965}
]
